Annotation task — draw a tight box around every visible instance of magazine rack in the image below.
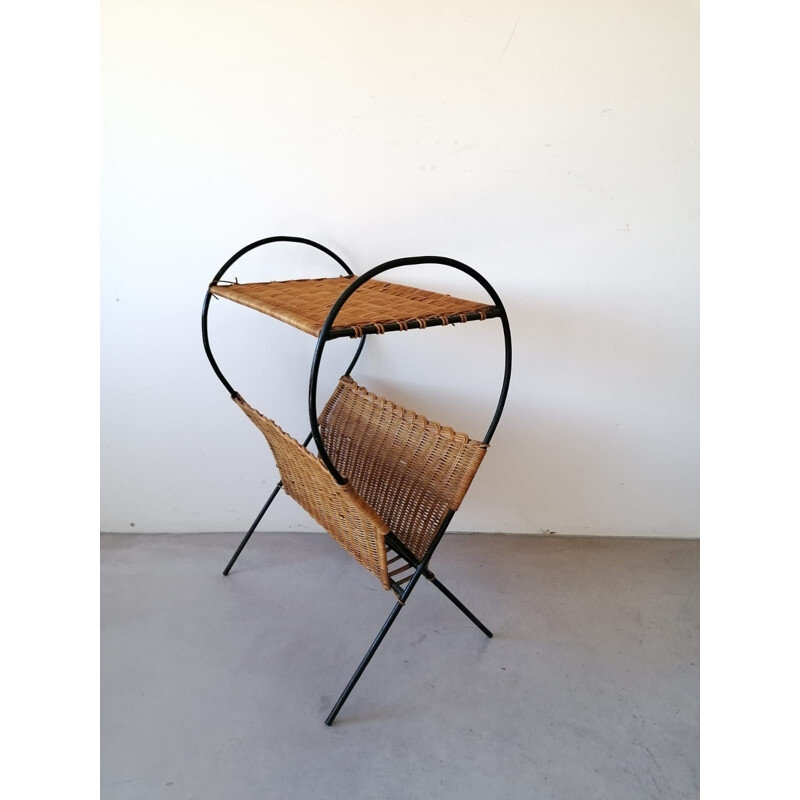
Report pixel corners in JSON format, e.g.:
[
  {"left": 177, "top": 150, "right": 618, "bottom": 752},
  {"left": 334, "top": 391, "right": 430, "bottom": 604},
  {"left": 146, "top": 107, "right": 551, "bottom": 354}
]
[{"left": 202, "top": 236, "right": 511, "bottom": 725}]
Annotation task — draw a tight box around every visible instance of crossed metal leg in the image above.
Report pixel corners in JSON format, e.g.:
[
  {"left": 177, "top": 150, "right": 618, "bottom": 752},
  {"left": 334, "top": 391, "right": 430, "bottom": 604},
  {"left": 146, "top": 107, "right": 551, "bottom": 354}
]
[
  {"left": 427, "top": 574, "right": 493, "bottom": 639},
  {"left": 324, "top": 558, "right": 492, "bottom": 726},
  {"left": 222, "top": 482, "right": 282, "bottom": 576},
  {"left": 222, "top": 433, "right": 313, "bottom": 576},
  {"left": 224, "top": 503, "right": 492, "bottom": 725}
]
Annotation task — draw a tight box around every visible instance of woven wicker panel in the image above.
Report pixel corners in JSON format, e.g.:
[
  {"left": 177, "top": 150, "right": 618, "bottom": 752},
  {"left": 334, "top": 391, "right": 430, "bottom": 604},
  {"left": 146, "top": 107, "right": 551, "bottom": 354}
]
[
  {"left": 319, "top": 377, "right": 488, "bottom": 561},
  {"left": 210, "top": 277, "right": 495, "bottom": 337},
  {"left": 233, "top": 395, "right": 391, "bottom": 588}
]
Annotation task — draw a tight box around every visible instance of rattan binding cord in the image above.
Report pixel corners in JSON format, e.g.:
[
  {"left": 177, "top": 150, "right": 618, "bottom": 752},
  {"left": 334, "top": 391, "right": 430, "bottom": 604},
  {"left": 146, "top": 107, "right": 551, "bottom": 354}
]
[
  {"left": 319, "top": 377, "right": 488, "bottom": 562},
  {"left": 233, "top": 394, "right": 391, "bottom": 588},
  {"left": 210, "top": 276, "right": 495, "bottom": 337}
]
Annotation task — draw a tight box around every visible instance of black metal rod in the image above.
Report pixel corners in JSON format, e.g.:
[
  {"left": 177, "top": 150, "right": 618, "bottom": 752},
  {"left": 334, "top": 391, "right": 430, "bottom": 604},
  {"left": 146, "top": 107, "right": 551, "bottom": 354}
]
[
  {"left": 309, "top": 257, "right": 512, "bottom": 484},
  {"left": 222, "top": 482, "right": 283, "bottom": 576},
  {"left": 343, "top": 336, "right": 366, "bottom": 378},
  {"left": 202, "top": 236, "right": 353, "bottom": 399},
  {"left": 209, "top": 236, "right": 353, "bottom": 287},
  {"left": 325, "top": 511, "right": 456, "bottom": 725},
  {"left": 222, "top": 430, "right": 320, "bottom": 575},
  {"left": 204, "top": 236, "right": 368, "bottom": 573},
  {"left": 428, "top": 577, "right": 493, "bottom": 637},
  {"left": 217, "top": 325, "right": 367, "bottom": 574},
  {"left": 324, "top": 600, "right": 405, "bottom": 726},
  {"left": 201, "top": 291, "right": 236, "bottom": 396},
  {"left": 396, "top": 510, "right": 455, "bottom": 604},
  {"left": 384, "top": 532, "right": 421, "bottom": 565},
  {"left": 386, "top": 533, "right": 491, "bottom": 636}
]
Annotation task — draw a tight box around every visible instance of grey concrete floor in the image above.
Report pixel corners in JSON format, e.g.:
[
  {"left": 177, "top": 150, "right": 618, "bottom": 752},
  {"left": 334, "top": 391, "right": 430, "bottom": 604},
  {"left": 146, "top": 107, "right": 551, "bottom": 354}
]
[{"left": 101, "top": 533, "right": 698, "bottom": 800}]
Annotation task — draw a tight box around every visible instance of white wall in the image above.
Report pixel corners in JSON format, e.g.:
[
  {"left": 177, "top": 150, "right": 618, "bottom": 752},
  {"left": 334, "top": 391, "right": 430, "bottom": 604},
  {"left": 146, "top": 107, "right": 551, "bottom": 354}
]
[{"left": 101, "top": 0, "right": 698, "bottom": 537}]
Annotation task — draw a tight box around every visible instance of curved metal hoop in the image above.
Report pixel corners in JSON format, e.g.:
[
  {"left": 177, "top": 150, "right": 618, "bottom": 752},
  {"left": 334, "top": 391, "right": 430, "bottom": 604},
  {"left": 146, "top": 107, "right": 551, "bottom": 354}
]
[
  {"left": 201, "top": 236, "right": 360, "bottom": 397},
  {"left": 308, "top": 256, "right": 513, "bottom": 484}
]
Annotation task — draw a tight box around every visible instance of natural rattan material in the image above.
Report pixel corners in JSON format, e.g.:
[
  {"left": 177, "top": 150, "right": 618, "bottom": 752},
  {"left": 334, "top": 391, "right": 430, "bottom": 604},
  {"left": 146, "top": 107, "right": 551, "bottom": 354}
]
[
  {"left": 233, "top": 394, "right": 391, "bottom": 588},
  {"left": 319, "top": 377, "right": 488, "bottom": 561},
  {"left": 210, "top": 276, "right": 496, "bottom": 337}
]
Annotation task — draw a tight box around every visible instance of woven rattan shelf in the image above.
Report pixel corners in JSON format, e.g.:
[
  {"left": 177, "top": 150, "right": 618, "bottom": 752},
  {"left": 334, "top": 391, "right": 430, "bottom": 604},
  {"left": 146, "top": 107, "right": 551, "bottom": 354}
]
[
  {"left": 202, "top": 236, "right": 511, "bottom": 725},
  {"left": 210, "top": 275, "right": 499, "bottom": 338}
]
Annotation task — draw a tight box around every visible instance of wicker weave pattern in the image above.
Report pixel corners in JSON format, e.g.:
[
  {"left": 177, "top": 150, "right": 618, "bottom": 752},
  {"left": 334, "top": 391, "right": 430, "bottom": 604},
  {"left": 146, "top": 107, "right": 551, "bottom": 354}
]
[
  {"left": 319, "top": 377, "right": 488, "bottom": 561},
  {"left": 210, "top": 277, "right": 495, "bottom": 337},
  {"left": 233, "top": 395, "right": 391, "bottom": 588}
]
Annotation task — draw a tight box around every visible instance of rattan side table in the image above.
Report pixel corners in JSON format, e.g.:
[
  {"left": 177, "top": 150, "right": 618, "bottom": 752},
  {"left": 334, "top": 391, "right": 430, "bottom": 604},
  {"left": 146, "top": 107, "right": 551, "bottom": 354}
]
[{"left": 202, "top": 236, "right": 512, "bottom": 725}]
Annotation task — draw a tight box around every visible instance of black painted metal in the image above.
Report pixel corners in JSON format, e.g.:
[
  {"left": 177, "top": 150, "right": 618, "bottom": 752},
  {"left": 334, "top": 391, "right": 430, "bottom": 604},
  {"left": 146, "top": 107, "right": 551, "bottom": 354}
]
[
  {"left": 343, "top": 335, "right": 366, "bottom": 378},
  {"left": 203, "top": 237, "right": 367, "bottom": 572},
  {"left": 385, "top": 532, "right": 492, "bottom": 634},
  {"left": 222, "top": 482, "right": 283, "bottom": 576},
  {"left": 202, "top": 236, "right": 354, "bottom": 398},
  {"left": 308, "top": 256, "right": 512, "bottom": 484},
  {"left": 201, "top": 291, "right": 237, "bottom": 397},
  {"left": 324, "top": 600, "right": 404, "bottom": 726},
  {"left": 219, "top": 337, "right": 368, "bottom": 574},
  {"left": 325, "top": 510, "right": 456, "bottom": 725},
  {"left": 203, "top": 241, "right": 513, "bottom": 726},
  {"left": 384, "top": 532, "right": 420, "bottom": 565},
  {"left": 428, "top": 576, "right": 493, "bottom": 637},
  {"left": 318, "top": 254, "right": 513, "bottom": 720},
  {"left": 221, "top": 429, "right": 315, "bottom": 576}
]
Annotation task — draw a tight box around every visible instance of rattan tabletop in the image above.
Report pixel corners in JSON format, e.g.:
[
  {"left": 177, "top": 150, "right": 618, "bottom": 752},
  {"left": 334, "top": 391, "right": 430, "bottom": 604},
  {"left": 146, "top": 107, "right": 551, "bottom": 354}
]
[{"left": 209, "top": 276, "right": 498, "bottom": 338}]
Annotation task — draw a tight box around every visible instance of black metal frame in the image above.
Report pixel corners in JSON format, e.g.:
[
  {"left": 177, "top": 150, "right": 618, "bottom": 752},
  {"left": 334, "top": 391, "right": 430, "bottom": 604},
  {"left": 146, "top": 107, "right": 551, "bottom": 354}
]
[
  {"left": 202, "top": 239, "right": 512, "bottom": 725},
  {"left": 201, "top": 237, "right": 365, "bottom": 576}
]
